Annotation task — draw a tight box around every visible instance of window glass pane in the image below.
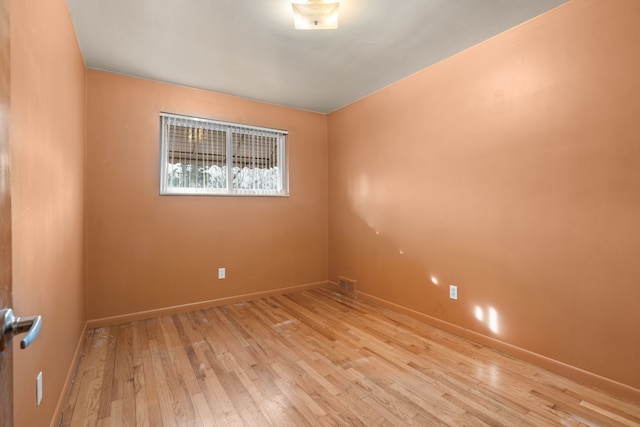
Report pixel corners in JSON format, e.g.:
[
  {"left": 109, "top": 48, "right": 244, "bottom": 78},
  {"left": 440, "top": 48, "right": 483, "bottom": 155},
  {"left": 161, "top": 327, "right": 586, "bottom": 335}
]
[
  {"left": 166, "top": 125, "right": 227, "bottom": 191},
  {"left": 160, "top": 113, "right": 287, "bottom": 196},
  {"left": 231, "top": 132, "right": 280, "bottom": 192}
]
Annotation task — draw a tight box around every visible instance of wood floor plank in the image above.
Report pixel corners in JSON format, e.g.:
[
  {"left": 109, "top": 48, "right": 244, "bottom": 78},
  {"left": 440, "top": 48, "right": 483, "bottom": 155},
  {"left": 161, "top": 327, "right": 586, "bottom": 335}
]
[
  {"left": 75, "top": 329, "right": 113, "bottom": 427},
  {"left": 137, "top": 321, "right": 163, "bottom": 427},
  {"left": 61, "top": 286, "right": 640, "bottom": 426}
]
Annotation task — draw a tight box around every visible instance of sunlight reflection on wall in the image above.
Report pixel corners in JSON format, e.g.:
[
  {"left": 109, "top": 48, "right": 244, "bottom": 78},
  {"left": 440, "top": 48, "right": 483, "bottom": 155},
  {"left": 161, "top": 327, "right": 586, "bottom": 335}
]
[
  {"left": 349, "top": 173, "right": 385, "bottom": 232},
  {"left": 475, "top": 305, "right": 500, "bottom": 334}
]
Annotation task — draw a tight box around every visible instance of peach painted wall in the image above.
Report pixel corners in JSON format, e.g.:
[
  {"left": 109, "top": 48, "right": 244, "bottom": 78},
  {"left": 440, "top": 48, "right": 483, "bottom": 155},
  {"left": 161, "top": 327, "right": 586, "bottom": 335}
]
[
  {"left": 85, "top": 71, "right": 328, "bottom": 319},
  {"left": 10, "top": 0, "right": 86, "bottom": 425},
  {"left": 328, "top": 0, "right": 640, "bottom": 393}
]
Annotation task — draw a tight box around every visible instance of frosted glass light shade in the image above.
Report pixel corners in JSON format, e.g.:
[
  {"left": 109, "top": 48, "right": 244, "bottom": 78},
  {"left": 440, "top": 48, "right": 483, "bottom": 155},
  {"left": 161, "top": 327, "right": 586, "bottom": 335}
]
[{"left": 292, "top": 2, "right": 340, "bottom": 30}]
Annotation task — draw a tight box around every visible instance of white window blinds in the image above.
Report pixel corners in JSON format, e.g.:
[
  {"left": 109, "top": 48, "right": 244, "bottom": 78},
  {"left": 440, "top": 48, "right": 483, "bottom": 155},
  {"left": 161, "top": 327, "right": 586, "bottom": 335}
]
[{"left": 160, "top": 113, "right": 288, "bottom": 196}]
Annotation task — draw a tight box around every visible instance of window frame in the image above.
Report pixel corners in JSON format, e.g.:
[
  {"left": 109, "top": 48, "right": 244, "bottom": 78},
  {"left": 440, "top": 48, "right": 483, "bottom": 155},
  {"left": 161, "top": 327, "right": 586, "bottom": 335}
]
[{"left": 159, "top": 112, "right": 289, "bottom": 197}]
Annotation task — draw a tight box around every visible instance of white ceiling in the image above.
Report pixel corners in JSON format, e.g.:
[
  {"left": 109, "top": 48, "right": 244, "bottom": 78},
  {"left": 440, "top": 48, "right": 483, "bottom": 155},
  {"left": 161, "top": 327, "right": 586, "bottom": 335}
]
[{"left": 66, "top": 0, "right": 568, "bottom": 114}]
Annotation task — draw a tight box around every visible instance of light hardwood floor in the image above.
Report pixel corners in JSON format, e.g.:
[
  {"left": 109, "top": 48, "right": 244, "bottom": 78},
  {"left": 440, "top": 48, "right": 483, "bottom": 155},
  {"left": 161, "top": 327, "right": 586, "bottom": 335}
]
[{"left": 60, "top": 287, "right": 640, "bottom": 426}]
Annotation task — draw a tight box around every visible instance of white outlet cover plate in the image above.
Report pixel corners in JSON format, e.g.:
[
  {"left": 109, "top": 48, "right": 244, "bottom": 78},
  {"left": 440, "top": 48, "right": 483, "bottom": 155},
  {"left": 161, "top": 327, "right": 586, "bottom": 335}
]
[
  {"left": 218, "top": 268, "right": 226, "bottom": 279},
  {"left": 36, "top": 371, "right": 43, "bottom": 406},
  {"left": 450, "top": 285, "right": 458, "bottom": 300}
]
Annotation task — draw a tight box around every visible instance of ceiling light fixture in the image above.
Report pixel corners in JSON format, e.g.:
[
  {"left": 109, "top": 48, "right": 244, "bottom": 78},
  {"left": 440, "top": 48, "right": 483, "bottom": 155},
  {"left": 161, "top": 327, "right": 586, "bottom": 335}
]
[{"left": 292, "top": 1, "right": 340, "bottom": 30}]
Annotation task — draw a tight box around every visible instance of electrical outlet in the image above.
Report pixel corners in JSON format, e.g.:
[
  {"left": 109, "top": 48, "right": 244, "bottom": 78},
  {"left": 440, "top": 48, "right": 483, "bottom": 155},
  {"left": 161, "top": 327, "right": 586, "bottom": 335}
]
[
  {"left": 449, "top": 285, "right": 458, "bottom": 300},
  {"left": 36, "top": 371, "right": 43, "bottom": 406},
  {"left": 218, "top": 268, "right": 226, "bottom": 279}
]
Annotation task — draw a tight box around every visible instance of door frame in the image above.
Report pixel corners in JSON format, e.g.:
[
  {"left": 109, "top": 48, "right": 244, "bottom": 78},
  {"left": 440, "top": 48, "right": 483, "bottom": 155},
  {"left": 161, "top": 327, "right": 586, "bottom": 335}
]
[{"left": 0, "top": 0, "right": 13, "bottom": 425}]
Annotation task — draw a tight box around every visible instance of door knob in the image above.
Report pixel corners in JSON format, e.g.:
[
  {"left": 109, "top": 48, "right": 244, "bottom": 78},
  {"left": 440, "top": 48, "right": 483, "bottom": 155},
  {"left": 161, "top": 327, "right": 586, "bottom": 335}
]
[{"left": 0, "top": 308, "right": 42, "bottom": 351}]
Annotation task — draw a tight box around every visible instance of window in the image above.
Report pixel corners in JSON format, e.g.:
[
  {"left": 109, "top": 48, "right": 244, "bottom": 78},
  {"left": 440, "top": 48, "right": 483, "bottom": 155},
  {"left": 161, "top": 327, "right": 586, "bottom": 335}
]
[{"left": 160, "top": 113, "right": 288, "bottom": 196}]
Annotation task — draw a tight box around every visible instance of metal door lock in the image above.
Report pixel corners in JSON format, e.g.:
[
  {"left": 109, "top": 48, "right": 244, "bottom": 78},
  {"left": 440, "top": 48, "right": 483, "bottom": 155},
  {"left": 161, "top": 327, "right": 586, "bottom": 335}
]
[{"left": 0, "top": 308, "right": 42, "bottom": 351}]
